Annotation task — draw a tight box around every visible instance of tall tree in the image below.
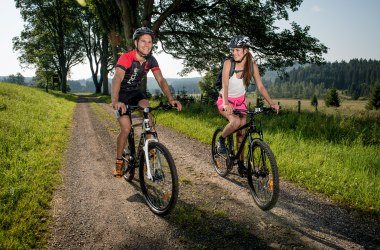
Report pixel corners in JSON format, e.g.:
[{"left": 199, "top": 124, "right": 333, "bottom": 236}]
[
  {"left": 14, "top": 0, "right": 84, "bottom": 93},
  {"left": 83, "top": 0, "right": 123, "bottom": 95},
  {"left": 111, "top": 0, "right": 327, "bottom": 93},
  {"left": 75, "top": 5, "right": 103, "bottom": 93}
]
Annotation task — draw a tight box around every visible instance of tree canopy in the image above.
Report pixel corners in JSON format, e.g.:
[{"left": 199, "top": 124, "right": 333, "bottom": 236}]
[
  {"left": 14, "top": 0, "right": 84, "bottom": 93},
  {"left": 13, "top": 0, "right": 327, "bottom": 93}
]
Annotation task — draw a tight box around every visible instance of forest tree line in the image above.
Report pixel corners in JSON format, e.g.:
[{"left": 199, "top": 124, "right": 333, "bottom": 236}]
[{"left": 268, "top": 59, "right": 380, "bottom": 99}]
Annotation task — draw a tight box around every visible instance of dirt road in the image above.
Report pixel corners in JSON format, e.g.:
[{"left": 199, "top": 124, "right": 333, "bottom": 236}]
[{"left": 47, "top": 96, "right": 379, "bottom": 249}]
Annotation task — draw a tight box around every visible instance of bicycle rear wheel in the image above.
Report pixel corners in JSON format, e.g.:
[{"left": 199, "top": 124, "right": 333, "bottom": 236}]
[
  {"left": 247, "top": 140, "right": 279, "bottom": 210},
  {"left": 211, "top": 128, "right": 233, "bottom": 177},
  {"left": 139, "top": 142, "right": 178, "bottom": 215}
]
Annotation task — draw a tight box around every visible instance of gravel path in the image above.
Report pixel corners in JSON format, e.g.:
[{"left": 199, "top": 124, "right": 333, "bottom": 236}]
[{"left": 47, "top": 96, "right": 380, "bottom": 249}]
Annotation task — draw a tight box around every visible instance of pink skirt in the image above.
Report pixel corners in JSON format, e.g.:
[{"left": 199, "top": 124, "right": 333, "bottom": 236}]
[{"left": 216, "top": 95, "right": 247, "bottom": 111}]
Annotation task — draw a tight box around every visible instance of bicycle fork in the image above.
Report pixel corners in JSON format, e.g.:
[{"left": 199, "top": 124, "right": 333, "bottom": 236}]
[{"left": 143, "top": 138, "right": 160, "bottom": 181}]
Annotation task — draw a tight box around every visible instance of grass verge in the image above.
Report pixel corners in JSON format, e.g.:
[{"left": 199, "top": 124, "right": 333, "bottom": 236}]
[
  {"left": 0, "top": 82, "right": 76, "bottom": 249},
  {"left": 150, "top": 100, "right": 380, "bottom": 218}
]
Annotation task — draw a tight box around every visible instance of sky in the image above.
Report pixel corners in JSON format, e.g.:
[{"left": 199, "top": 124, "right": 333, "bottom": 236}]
[{"left": 1, "top": 0, "right": 379, "bottom": 80}]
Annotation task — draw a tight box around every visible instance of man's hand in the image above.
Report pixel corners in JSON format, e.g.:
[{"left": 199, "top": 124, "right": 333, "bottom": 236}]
[{"left": 112, "top": 102, "right": 127, "bottom": 114}]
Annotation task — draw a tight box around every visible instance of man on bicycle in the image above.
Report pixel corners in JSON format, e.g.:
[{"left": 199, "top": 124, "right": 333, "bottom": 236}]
[{"left": 112, "top": 27, "right": 182, "bottom": 177}]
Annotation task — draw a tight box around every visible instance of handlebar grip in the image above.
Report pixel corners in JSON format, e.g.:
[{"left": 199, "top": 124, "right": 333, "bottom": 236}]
[{"left": 115, "top": 109, "right": 121, "bottom": 118}]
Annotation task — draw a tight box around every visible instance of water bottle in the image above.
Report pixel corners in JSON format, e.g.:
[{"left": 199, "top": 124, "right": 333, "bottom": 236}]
[{"left": 143, "top": 118, "right": 150, "bottom": 131}]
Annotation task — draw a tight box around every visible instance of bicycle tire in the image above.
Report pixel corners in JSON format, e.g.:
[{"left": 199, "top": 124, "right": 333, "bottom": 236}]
[
  {"left": 211, "top": 128, "right": 232, "bottom": 177},
  {"left": 247, "top": 140, "right": 279, "bottom": 210},
  {"left": 139, "top": 142, "right": 178, "bottom": 215}
]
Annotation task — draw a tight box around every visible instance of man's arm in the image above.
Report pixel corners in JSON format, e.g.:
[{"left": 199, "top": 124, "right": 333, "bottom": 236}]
[
  {"left": 112, "top": 67, "right": 127, "bottom": 114},
  {"left": 152, "top": 69, "right": 182, "bottom": 111}
]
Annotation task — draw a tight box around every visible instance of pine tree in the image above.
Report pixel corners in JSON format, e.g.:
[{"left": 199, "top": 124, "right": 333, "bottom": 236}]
[
  {"left": 311, "top": 95, "right": 318, "bottom": 111},
  {"left": 325, "top": 87, "right": 340, "bottom": 107},
  {"left": 367, "top": 82, "right": 380, "bottom": 110}
]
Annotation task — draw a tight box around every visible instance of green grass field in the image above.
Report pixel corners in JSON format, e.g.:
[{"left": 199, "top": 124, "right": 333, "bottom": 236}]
[
  {"left": 0, "top": 83, "right": 379, "bottom": 248},
  {"left": 0, "top": 82, "right": 76, "bottom": 249}
]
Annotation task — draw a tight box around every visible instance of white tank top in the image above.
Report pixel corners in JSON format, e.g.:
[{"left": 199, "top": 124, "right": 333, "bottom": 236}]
[{"left": 224, "top": 73, "right": 246, "bottom": 97}]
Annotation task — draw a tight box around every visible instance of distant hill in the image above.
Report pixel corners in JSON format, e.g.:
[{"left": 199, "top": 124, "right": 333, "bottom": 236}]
[
  {"left": 271, "top": 59, "right": 380, "bottom": 99},
  {"left": 148, "top": 77, "right": 202, "bottom": 94}
]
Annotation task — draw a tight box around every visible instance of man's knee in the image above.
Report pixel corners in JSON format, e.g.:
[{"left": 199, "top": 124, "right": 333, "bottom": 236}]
[{"left": 120, "top": 127, "right": 130, "bottom": 136}]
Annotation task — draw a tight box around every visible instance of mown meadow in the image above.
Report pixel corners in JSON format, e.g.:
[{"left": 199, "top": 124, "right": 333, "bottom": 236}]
[
  {"left": 0, "top": 82, "right": 76, "bottom": 249},
  {"left": 0, "top": 82, "right": 379, "bottom": 248}
]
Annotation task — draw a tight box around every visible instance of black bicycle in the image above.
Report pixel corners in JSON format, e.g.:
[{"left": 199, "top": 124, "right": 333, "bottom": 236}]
[
  {"left": 211, "top": 107, "right": 279, "bottom": 210},
  {"left": 118, "top": 102, "right": 178, "bottom": 216}
]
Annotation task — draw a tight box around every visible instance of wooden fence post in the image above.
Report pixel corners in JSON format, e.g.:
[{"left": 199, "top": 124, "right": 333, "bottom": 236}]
[{"left": 298, "top": 100, "right": 301, "bottom": 113}]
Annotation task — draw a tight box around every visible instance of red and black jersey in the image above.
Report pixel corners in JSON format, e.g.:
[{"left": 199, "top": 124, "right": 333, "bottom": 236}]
[{"left": 116, "top": 49, "right": 160, "bottom": 92}]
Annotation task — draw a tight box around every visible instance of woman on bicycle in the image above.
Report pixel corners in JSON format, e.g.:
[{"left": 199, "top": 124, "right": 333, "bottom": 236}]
[
  {"left": 216, "top": 35, "right": 280, "bottom": 175},
  {"left": 112, "top": 27, "right": 182, "bottom": 177}
]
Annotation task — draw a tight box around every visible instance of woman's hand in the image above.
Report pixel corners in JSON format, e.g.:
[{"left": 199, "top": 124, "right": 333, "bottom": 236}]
[
  {"left": 223, "top": 104, "right": 233, "bottom": 115},
  {"left": 270, "top": 103, "right": 280, "bottom": 114},
  {"left": 169, "top": 99, "right": 182, "bottom": 111}
]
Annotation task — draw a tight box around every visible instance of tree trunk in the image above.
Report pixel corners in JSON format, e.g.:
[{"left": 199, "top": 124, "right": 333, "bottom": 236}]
[
  {"left": 61, "top": 68, "right": 67, "bottom": 93},
  {"left": 115, "top": 0, "right": 137, "bottom": 50},
  {"left": 101, "top": 33, "right": 109, "bottom": 95}
]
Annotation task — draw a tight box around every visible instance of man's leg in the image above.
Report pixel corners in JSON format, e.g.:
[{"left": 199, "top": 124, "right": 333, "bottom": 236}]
[{"left": 114, "top": 115, "right": 131, "bottom": 177}]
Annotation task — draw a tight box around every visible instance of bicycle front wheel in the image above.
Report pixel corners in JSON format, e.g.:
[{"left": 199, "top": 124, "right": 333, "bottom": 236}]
[
  {"left": 211, "top": 128, "right": 232, "bottom": 177},
  {"left": 139, "top": 142, "right": 178, "bottom": 215},
  {"left": 247, "top": 140, "right": 279, "bottom": 211}
]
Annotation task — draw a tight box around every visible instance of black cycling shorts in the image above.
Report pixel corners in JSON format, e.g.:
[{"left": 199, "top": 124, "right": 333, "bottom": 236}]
[{"left": 119, "top": 90, "right": 147, "bottom": 106}]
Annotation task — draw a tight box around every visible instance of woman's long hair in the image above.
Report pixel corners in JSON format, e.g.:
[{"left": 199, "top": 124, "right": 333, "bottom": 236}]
[{"left": 242, "top": 50, "right": 254, "bottom": 88}]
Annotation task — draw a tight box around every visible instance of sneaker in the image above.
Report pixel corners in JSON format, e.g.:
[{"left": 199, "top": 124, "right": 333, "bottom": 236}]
[
  {"left": 237, "top": 160, "right": 247, "bottom": 177},
  {"left": 217, "top": 136, "right": 227, "bottom": 154},
  {"left": 113, "top": 159, "right": 124, "bottom": 178}
]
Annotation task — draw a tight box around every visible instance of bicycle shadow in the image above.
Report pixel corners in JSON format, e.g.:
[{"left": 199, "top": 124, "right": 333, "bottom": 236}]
[
  {"left": 117, "top": 197, "right": 270, "bottom": 249},
  {"left": 218, "top": 174, "right": 379, "bottom": 249},
  {"left": 223, "top": 172, "right": 248, "bottom": 188},
  {"left": 123, "top": 177, "right": 146, "bottom": 204}
]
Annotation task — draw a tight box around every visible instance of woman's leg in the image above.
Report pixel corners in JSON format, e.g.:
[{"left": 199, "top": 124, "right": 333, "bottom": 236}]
[
  {"left": 219, "top": 111, "right": 241, "bottom": 138},
  {"left": 236, "top": 116, "right": 247, "bottom": 161}
]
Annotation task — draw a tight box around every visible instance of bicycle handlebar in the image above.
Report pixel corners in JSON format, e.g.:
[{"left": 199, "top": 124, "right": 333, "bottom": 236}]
[
  {"left": 117, "top": 102, "right": 175, "bottom": 116},
  {"left": 128, "top": 102, "right": 175, "bottom": 112},
  {"left": 232, "top": 107, "right": 275, "bottom": 115}
]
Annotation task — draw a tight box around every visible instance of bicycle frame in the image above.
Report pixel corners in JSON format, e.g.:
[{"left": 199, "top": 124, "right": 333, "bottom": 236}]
[
  {"left": 228, "top": 112, "right": 264, "bottom": 163},
  {"left": 125, "top": 107, "right": 159, "bottom": 181},
  {"left": 212, "top": 107, "right": 279, "bottom": 210}
]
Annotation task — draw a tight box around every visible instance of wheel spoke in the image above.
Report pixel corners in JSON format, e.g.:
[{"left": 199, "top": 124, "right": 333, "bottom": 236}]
[
  {"left": 211, "top": 128, "right": 232, "bottom": 177},
  {"left": 140, "top": 142, "right": 178, "bottom": 215},
  {"left": 247, "top": 140, "right": 279, "bottom": 210}
]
